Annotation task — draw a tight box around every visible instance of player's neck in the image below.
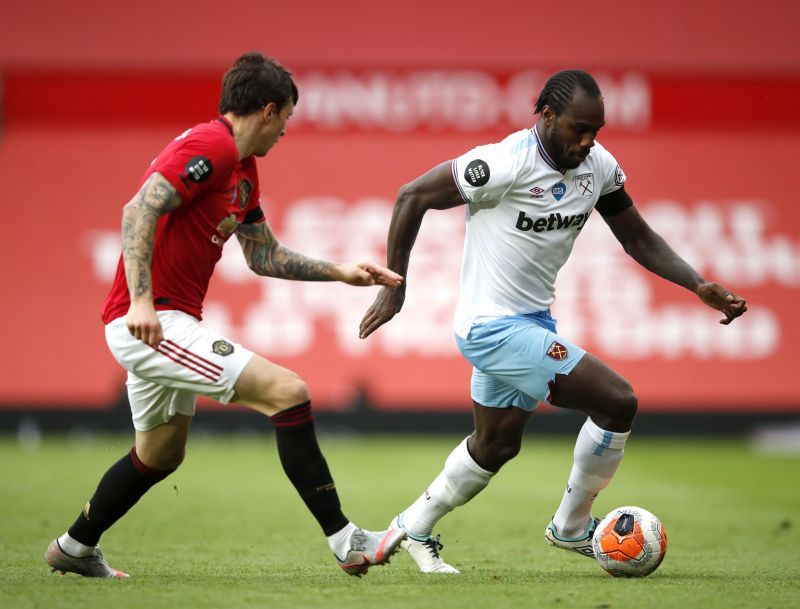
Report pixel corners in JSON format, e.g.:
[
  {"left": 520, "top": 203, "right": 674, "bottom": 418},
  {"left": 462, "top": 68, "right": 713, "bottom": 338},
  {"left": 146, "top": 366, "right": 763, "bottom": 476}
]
[
  {"left": 534, "top": 119, "right": 555, "bottom": 161},
  {"left": 223, "top": 112, "right": 258, "bottom": 159}
]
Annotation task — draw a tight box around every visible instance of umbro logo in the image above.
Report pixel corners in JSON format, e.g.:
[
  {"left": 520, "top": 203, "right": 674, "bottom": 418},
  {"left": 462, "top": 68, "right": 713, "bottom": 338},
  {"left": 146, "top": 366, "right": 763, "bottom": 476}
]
[{"left": 530, "top": 186, "right": 545, "bottom": 199}]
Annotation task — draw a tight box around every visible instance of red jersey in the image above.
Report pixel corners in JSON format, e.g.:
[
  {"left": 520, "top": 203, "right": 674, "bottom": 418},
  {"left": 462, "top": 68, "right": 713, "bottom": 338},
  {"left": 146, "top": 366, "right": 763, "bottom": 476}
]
[{"left": 102, "top": 116, "right": 264, "bottom": 323}]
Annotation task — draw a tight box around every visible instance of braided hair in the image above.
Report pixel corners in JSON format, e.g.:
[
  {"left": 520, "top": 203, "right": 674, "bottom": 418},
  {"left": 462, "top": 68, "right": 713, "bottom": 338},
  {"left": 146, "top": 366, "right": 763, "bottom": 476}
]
[{"left": 534, "top": 70, "right": 601, "bottom": 115}]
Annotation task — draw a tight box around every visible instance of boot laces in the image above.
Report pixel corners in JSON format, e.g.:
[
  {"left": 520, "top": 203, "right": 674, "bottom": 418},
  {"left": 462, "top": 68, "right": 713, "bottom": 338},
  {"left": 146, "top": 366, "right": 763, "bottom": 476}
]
[{"left": 422, "top": 534, "right": 444, "bottom": 559}]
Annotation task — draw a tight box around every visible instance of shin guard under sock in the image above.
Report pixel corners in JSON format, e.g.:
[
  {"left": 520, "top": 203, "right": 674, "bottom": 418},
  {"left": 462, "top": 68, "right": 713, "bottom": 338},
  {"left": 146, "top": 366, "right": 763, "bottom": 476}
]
[
  {"left": 67, "top": 447, "right": 174, "bottom": 547},
  {"left": 271, "top": 402, "right": 349, "bottom": 537},
  {"left": 553, "top": 417, "right": 630, "bottom": 537},
  {"left": 402, "top": 437, "right": 494, "bottom": 538}
]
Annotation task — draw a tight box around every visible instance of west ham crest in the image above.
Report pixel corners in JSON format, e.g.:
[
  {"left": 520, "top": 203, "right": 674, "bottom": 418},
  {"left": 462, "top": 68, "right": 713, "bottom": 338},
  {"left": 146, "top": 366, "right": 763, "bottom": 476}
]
[
  {"left": 546, "top": 341, "right": 568, "bottom": 361},
  {"left": 575, "top": 173, "right": 594, "bottom": 198}
]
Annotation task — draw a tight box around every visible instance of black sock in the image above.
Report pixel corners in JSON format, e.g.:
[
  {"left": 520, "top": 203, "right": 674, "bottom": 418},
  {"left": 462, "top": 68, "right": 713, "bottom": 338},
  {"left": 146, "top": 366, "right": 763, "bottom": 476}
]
[
  {"left": 67, "top": 447, "right": 175, "bottom": 547},
  {"left": 271, "top": 402, "right": 349, "bottom": 537}
]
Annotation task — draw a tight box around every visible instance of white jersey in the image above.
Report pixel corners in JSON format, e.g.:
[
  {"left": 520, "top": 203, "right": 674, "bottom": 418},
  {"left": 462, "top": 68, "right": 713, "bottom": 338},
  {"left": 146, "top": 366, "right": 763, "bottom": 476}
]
[{"left": 451, "top": 126, "right": 625, "bottom": 338}]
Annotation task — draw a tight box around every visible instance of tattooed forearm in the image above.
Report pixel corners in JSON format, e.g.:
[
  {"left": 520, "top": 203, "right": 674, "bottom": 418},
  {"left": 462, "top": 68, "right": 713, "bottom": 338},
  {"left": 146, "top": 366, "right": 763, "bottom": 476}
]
[
  {"left": 121, "top": 173, "right": 182, "bottom": 299},
  {"left": 236, "top": 222, "right": 339, "bottom": 281},
  {"left": 266, "top": 244, "right": 339, "bottom": 280}
]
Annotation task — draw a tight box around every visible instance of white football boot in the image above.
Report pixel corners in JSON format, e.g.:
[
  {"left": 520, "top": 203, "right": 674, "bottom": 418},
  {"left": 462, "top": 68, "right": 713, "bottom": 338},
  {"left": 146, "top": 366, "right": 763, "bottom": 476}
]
[
  {"left": 391, "top": 514, "right": 459, "bottom": 574},
  {"left": 544, "top": 517, "right": 599, "bottom": 558}
]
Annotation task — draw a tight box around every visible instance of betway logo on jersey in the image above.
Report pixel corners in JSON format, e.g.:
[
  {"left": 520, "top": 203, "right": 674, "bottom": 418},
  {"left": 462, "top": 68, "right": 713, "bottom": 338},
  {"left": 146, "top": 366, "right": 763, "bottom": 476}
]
[{"left": 515, "top": 210, "right": 592, "bottom": 232}]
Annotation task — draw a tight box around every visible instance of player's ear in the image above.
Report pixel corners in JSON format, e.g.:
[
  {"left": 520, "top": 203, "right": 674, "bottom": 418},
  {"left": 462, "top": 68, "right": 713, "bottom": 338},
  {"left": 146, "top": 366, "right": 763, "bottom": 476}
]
[
  {"left": 542, "top": 105, "right": 556, "bottom": 126},
  {"left": 263, "top": 102, "right": 277, "bottom": 122}
]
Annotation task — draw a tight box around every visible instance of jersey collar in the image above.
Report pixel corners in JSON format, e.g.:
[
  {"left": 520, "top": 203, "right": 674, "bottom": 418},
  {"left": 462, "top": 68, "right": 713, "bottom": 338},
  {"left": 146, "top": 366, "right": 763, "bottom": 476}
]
[
  {"left": 533, "top": 124, "right": 565, "bottom": 174},
  {"left": 216, "top": 115, "right": 234, "bottom": 136}
]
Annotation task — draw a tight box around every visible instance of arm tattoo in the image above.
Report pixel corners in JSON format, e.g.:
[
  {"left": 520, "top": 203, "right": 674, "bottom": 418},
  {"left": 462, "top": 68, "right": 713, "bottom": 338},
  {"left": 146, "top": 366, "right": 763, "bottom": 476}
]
[
  {"left": 236, "top": 222, "right": 338, "bottom": 281},
  {"left": 121, "top": 173, "right": 181, "bottom": 299}
]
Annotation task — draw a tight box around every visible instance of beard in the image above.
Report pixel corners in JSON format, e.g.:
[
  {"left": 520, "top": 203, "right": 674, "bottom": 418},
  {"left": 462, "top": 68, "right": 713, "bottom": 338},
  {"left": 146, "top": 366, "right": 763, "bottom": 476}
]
[{"left": 546, "top": 129, "right": 580, "bottom": 169}]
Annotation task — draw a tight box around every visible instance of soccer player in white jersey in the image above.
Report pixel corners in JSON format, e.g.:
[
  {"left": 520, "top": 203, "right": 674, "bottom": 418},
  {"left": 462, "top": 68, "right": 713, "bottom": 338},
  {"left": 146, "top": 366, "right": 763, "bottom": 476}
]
[{"left": 359, "top": 70, "right": 747, "bottom": 573}]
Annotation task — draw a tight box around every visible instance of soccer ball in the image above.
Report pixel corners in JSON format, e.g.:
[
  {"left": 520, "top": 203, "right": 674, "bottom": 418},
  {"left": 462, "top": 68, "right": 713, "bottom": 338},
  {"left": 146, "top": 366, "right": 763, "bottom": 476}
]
[{"left": 592, "top": 506, "right": 667, "bottom": 577}]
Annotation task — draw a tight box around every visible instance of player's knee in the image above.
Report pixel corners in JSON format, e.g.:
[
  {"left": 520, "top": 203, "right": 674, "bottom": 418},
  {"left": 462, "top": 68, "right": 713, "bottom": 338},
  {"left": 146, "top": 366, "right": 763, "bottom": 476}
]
[
  {"left": 138, "top": 446, "right": 185, "bottom": 471},
  {"left": 270, "top": 372, "right": 310, "bottom": 412},
  {"left": 160, "top": 448, "right": 186, "bottom": 470},
  {"left": 611, "top": 382, "right": 638, "bottom": 424},
  {"left": 470, "top": 436, "right": 521, "bottom": 471},
  {"left": 590, "top": 378, "right": 638, "bottom": 430},
  {"left": 495, "top": 441, "right": 521, "bottom": 464}
]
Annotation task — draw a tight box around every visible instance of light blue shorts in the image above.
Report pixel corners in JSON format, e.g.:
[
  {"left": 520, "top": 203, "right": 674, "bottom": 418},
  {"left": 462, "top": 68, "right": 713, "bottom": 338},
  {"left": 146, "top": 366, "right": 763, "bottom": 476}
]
[{"left": 455, "top": 311, "right": 586, "bottom": 411}]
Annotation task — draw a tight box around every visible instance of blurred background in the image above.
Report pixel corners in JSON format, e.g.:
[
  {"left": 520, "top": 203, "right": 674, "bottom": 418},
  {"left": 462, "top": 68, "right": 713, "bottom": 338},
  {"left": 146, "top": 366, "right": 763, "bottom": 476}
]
[{"left": 1, "top": 0, "right": 799, "bottom": 438}]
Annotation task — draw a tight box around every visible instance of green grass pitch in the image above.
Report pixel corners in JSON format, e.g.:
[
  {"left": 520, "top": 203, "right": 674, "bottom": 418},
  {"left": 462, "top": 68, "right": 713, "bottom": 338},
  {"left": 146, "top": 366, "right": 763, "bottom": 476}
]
[{"left": 2, "top": 433, "right": 798, "bottom": 609}]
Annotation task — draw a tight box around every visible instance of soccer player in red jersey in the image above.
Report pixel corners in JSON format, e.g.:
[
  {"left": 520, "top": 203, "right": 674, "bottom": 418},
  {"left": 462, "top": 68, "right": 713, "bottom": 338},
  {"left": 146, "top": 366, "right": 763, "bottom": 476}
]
[{"left": 45, "top": 52, "right": 405, "bottom": 578}]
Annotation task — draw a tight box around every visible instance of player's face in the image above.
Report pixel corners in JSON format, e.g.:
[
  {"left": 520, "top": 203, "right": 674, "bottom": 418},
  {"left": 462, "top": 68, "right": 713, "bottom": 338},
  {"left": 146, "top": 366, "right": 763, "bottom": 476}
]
[
  {"left": 544, "top": 91, "right": 605, "bottom": 169},
  {"left": 255, "top": 101, "right": 294, "bottom": 156}
]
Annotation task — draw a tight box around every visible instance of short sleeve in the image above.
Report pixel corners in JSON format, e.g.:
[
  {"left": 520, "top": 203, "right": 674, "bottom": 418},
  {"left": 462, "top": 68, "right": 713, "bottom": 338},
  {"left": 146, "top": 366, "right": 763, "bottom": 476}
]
[
  {"left": 593, "top": 141, "right": 627, "bottom": 197},
  {"left": 239, "top": 156, "right": 265, "bottom": 224},
  {"left": 452, "top": 142, "right": 518, "bottom": 204},
  {"left": 147, "top": 126, "right": 239, "bottom": 205}
]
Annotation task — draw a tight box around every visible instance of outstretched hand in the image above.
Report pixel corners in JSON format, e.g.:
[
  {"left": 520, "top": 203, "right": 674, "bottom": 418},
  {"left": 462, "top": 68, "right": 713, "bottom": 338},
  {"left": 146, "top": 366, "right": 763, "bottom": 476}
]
[
  {"left": 697, "top": 282, "right": 747, "bottom": 325},
  {"left": 337, "top": 262, "right": 403, "bottom": 287},
  {"left": 359, "top": 286, "right": 406, "bottom": 339}
]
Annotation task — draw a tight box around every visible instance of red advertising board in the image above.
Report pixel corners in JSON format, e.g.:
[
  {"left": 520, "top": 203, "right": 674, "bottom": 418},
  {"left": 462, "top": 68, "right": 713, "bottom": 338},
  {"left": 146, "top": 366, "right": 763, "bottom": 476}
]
[
  {"left": 2, "top": 1, "right": 798, "bottom": 414},
  {"left": 7, "top": 69, "right": 800, "bottom": 133},
  {"left": 0, "top": 118, "right": 798, "bottom": 412}
]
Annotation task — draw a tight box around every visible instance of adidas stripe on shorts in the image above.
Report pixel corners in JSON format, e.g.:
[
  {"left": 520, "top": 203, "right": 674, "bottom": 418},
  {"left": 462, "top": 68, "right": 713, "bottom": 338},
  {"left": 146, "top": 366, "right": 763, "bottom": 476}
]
[{"left": 105, "top": 310, "right": 254, "bottom": 431}]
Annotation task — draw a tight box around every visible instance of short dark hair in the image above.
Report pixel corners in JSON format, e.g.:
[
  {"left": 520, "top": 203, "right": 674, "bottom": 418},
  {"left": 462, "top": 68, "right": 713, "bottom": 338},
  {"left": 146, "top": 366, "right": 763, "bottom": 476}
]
[
  {"left": 218, "top": 52, "right": 299, "bottom": 116},
  {"left": 534, "top": 70, "right": 601, "bottom": 115}
]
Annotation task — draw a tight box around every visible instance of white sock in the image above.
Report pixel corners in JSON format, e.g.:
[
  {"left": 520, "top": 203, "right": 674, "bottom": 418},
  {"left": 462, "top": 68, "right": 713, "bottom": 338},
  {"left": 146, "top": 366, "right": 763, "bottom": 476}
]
[
  {"left": 327, "top": 521, "right": 358, "bottom": 559},
  {"left": 553, "top": 418, "right": 630, "bottom": 538},
  {"left": 401, "top": 437, "right": 494, "bottom": 539},
  {"left": 58, "top": 532, "right": 94, "bottom": 557}
]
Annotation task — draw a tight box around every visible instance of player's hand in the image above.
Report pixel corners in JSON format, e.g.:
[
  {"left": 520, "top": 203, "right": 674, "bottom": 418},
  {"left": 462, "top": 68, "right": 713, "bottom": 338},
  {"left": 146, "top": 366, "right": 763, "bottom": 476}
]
[
  {"left": 336, "top": 262, "right": 403, "bottom": 287},
  {"left": 126, "top": 300, "right": 164, "bottom": 347},
  {"left": 696, "top": 282, "right": 747, "bottom": 325},
  {"left": 359, "top": 286, "right": 406, "bottom": 338}
]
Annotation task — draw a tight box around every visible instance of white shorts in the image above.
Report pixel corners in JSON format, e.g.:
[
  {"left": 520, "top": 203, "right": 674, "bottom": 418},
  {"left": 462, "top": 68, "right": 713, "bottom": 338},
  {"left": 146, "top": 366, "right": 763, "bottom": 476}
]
[{"left": 105, "top": 310, "right": 255, "bottom": 431}]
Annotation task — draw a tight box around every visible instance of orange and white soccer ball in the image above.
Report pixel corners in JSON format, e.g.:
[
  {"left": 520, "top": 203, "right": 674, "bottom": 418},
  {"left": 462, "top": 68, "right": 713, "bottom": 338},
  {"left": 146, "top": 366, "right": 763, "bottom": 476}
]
[{"left": 592, "top": 506, "right": 667, "bottom": 577}]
